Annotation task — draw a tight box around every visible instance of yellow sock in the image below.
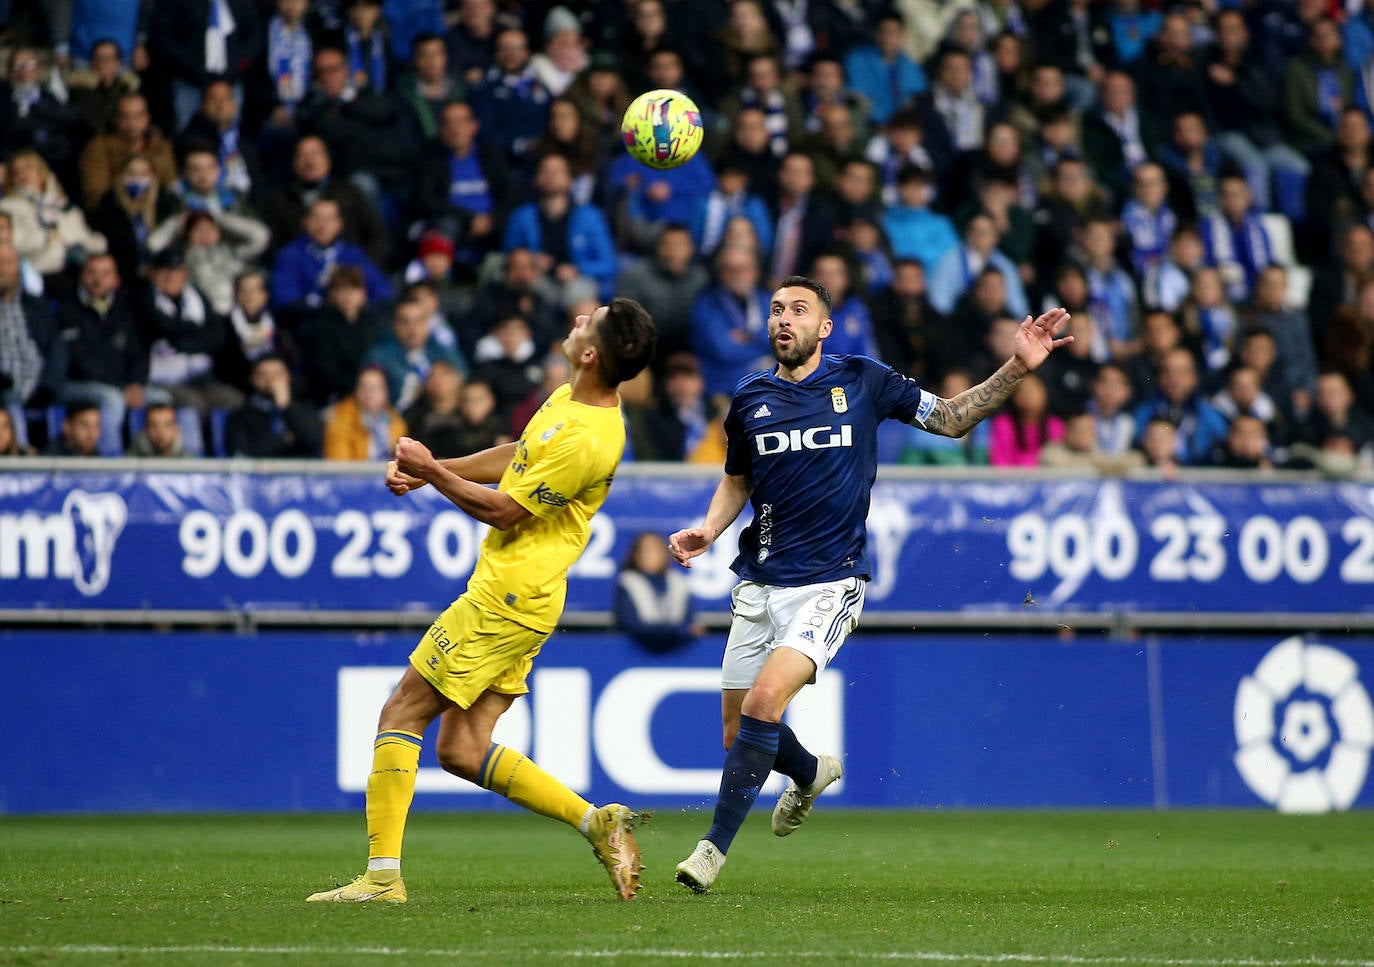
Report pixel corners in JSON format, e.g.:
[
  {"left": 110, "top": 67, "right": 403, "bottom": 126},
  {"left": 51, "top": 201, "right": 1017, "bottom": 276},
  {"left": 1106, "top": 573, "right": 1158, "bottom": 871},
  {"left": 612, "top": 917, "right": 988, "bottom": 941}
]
[
  {"left": 366, "top": 730, "right": 423, "bottom": 862},
  {"left": 480, "top": 744, "right": 591, "bottom": 828}
]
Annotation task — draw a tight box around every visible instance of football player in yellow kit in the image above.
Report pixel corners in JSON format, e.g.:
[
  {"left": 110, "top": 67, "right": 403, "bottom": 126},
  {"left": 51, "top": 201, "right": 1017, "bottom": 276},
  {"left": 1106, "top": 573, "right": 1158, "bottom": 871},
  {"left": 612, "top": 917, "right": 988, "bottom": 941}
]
[{"left": 308, "top": 298, "right": 656, "bottom": 904}]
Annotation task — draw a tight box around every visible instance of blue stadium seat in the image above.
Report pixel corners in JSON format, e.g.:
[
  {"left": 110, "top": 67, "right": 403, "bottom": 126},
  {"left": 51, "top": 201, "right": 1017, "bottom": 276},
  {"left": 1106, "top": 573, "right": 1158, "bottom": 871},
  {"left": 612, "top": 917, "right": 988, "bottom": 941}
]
[
  {"left": 208, "top": 409, "right": 230, "bottom": 457},
  {"left": 44, "top": 405, "right": 65, "bottom": 444},
  {"left": 178, "top": 408, "right": 206, "bottom": 457}
]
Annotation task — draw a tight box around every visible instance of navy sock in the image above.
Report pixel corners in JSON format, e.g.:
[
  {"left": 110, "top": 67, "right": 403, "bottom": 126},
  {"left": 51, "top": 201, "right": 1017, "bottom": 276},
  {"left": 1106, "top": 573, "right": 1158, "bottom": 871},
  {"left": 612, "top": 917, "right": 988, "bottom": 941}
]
[
  {"left": 773, "top": 723, "right": 818, "bottom": 787},
  {"left": 704, "top": 714, "right": 780, "bottom": 854}
]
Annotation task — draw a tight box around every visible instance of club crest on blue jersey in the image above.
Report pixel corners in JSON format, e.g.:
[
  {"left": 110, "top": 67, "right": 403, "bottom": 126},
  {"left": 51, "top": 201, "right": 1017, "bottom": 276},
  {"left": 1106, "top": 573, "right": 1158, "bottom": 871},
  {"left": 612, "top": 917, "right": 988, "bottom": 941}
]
[{"left": 831, "top": 387, "right": 848, "bottom": 413}]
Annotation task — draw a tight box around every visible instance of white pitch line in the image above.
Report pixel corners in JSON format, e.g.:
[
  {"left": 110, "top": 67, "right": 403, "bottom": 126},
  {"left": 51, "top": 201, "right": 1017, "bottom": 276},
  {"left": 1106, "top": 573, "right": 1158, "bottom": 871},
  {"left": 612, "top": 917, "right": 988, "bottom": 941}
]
[{"left": 0, "top": 946, "right": 1371, "bottom": 966}]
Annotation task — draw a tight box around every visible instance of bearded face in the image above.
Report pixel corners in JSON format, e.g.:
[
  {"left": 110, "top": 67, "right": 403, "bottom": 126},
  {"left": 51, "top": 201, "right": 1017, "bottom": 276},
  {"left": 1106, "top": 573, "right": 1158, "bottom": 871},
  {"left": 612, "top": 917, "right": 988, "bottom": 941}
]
[{"left": 770, "top": 324, "right": 820, "bottom": 368}]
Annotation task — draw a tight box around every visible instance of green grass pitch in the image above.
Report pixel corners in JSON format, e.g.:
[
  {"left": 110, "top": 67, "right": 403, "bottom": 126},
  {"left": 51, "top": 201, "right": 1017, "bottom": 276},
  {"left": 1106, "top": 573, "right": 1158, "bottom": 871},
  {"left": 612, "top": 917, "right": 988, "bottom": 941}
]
[{"left": 1, "top": 810, "right": 1371, "bottom": 966}]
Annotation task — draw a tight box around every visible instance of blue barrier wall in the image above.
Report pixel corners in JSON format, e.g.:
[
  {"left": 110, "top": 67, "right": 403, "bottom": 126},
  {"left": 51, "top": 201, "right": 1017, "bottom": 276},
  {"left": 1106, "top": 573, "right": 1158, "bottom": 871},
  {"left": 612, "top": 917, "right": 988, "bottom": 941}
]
[
  {"left": 5, "top": 630, "right": 1370, "bottom": 814},
  {"left": 2, "top": 467, "right": 1373, "bottom": 618}
]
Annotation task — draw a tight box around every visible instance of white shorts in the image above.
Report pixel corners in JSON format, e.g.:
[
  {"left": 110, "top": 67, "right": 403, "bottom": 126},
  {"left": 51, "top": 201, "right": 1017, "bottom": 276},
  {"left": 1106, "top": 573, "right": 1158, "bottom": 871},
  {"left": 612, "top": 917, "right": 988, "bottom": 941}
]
[{"left": 720, "top": 577, "right": 867, "bottom": 690}]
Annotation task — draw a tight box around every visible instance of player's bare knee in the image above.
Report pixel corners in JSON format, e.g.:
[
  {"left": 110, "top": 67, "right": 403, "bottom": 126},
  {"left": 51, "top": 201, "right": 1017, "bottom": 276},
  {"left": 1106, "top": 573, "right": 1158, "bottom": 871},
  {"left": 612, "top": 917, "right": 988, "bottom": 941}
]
[
  {"left": 436, "top": 744, "right": 484, "bottom": 782},
  {"left": 740, "top": 685, "right": 787, "bottom": 722}
]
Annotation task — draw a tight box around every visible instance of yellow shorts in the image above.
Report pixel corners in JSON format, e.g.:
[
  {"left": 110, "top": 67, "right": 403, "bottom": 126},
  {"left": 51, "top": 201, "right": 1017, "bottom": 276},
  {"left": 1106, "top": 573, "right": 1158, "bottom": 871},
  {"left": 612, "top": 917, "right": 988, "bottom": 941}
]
[{"left": 409, "top": 596, "right": 551, "bottom": 709}]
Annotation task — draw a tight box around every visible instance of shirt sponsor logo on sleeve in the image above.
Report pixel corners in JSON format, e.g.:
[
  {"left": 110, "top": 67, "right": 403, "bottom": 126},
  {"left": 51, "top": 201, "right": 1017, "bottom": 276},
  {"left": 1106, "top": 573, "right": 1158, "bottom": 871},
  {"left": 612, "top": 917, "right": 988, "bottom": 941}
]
[{"left": 530, "top": 482, "right": 571, "bottom": 507}]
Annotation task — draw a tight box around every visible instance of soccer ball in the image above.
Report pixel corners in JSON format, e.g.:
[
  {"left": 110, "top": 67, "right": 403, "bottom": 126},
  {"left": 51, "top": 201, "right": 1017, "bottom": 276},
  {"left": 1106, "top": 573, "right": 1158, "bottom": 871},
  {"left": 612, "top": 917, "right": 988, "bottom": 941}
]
[{"left": 621, "top": 89, "right": 704, "bottom": 170}]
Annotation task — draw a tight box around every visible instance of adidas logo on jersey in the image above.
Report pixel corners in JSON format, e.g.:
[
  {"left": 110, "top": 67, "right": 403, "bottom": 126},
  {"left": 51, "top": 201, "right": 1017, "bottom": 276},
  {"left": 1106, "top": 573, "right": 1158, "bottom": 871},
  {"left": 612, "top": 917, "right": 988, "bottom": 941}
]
[{"left": 752, "top": 404, "right": 772, "bottom": 419}]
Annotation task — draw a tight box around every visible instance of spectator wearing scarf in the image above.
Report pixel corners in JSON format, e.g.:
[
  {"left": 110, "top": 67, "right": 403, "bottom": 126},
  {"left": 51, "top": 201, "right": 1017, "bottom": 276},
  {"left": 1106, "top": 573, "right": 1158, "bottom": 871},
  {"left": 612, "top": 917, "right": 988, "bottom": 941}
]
[
  {"left": 1201, "top": 176, "right": 1273, "bottom": 304},
  {"left": 469, "top": 27, "right": 551, "bottom": 167},
  {"left": 1120, "top": 163, "right": 1178, "bottom": 277},
  {"left": 323, "top": 364, "right": 406, "bottom": 460},
  {"left": 271, "top": 198, "right": 393, "bottom": 323},
  {"left": 720, "top": 54, "right": 804, "bottom": 159},
  {"left": 267, "top": 0, "right": 314, "bottom": 111}
]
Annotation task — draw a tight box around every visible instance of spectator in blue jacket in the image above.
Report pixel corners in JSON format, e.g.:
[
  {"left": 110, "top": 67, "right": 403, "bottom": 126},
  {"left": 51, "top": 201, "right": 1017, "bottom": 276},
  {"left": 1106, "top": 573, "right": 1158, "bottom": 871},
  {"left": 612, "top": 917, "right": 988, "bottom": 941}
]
[
  {"left": 362, "top": 295, "right": 466, "bottom": 410},
  {"left": 688, "top": 245, "right": 773, "bottom": 400},
  {"left": 1132, "top": 347, "right": 1230, "bottom": 465},
  {"left": 271, "top": 197, "right": 393, "bottom": 323},
  {"left": 382, "top": 0, "right": 444, "bottom": 62},
  {"left": 690, "top": 160, "right": 774, "bottom": 260},
  {"left": 502, "top": 152, "right": 617, "bottom": 304},
  {"left": 843, "top": 12, "right": 927, "bottom": 126},
  {"left": 53, "top": 0, "right": 146, "bottom": 68},
  {"left": 928, "top": 212, "right": 1028, "bottom": 317},
  {"left": 881, "top": 163, "right": 958, "bottom": 272},
  {"left": 469, "top": 26, "right": 552, "bottom": 167},
  {"left": 610, "top": 147, "right": 717, "bottom": 250}
]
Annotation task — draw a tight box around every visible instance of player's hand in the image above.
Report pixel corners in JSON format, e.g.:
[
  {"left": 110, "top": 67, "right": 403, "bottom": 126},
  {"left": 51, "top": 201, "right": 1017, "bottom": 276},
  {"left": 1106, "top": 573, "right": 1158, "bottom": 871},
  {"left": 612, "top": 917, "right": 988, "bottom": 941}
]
[
  {"left": 667, "top": 527, "right": 712, "bottom": 569},
  {"left": 395, "top": 436, "right": 439, "bottom": 482},
  {"left": 1013, "top": 307, "right": 1073, "bottom": 371},
  {"left": 385, "top": 459, "right": 425, "bottom": 496}
]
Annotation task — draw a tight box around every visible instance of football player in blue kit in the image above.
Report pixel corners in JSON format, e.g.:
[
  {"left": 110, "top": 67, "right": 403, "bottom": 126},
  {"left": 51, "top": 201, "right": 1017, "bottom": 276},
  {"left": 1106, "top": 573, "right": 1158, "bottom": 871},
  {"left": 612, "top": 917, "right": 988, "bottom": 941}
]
[{"left": 668, "top": 275, "right": 1072, "bottom": 892}]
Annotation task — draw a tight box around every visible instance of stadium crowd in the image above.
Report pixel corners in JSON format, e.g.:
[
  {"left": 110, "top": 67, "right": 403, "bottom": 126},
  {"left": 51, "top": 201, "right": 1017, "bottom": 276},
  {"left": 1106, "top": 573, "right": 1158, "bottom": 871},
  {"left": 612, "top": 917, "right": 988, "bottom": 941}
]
[{"left": 0, "top": 0, "right": 1372, "bottom": 472}]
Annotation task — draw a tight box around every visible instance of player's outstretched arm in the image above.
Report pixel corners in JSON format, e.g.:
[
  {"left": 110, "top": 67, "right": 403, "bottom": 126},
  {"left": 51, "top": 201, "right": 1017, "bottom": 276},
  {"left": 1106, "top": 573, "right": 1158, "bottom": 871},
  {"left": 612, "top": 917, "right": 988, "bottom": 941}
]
[
  {"left": 395, "top": 437, "right": 529, "bottom": 530},
  {"left": 385, "top": 443, "right": 518, "bottom": 495},
  {"left": 437, "top": 442, "right": 519, "bottom": 485},
  {"left": 668, "top": 472, "right": 751, "bottom": 569},
  {"left": 922, "top": 308, "right": 1073, "bottom": 439}
]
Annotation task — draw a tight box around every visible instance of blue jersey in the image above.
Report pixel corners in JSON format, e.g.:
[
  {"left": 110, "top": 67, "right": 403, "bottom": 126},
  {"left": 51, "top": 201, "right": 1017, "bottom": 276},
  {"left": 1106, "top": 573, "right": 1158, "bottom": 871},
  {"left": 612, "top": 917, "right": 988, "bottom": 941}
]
[{"left": 723, "top": 354, "right": 936, "bottom": 586}]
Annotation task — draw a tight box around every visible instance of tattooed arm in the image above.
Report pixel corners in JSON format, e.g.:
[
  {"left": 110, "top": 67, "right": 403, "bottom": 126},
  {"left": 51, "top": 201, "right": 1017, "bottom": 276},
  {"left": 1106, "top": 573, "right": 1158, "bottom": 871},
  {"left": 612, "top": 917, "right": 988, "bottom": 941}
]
[{"left": 921, "top": 308, "right": 1073, "bottom": 439}]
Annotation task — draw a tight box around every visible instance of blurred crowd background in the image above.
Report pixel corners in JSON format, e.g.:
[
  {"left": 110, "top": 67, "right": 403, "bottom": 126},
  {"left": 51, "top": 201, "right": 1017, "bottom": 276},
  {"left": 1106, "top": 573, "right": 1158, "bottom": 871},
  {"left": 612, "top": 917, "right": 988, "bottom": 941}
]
[{"left": 0, "top": 0, "right": 1372, "bottom": 474}]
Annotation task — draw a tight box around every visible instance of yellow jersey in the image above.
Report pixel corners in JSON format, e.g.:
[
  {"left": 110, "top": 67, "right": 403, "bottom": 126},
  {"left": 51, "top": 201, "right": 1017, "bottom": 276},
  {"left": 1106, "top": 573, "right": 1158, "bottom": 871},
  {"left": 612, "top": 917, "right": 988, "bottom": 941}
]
[{"left": 464, "top": 383, "right": 625, "bottom": 633}]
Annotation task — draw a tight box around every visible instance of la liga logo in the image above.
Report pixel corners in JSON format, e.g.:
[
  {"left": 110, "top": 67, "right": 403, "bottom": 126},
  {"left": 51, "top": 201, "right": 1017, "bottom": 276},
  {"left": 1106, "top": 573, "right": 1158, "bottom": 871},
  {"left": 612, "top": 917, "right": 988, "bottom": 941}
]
[{"left": 1234, "top": 636, "right": 1374, "bottom": 812}]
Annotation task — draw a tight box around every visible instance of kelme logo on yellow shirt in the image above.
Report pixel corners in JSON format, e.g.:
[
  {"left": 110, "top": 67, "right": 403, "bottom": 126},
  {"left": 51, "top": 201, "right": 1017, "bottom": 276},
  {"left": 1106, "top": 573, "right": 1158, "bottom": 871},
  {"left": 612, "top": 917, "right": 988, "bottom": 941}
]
[{"left": 531, "top": 481, "right": 570, "bottom": 507}]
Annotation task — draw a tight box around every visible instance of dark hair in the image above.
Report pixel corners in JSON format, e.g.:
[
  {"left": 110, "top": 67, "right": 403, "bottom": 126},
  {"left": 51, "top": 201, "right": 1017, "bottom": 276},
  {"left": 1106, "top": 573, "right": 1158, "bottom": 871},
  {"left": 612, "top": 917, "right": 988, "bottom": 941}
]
[
  {"left": 91, "top": 38, "right": 123, "bottom": 58},
  {"left": 895, "top": 162, "right": 932, "bottom": 186},
  {"left": 596, "top": 298, "right": 657, "bottom": 386},
  {"left": 887, "top": 107, "right": 922, "bottom": 131},
  {"left": 807, "top": 52, "right": 844, "bottom": 72},
  {"left": 776, "top": 275, "right": 832, "bottom": 313},
  {"left": 328, "top": 265, "right": 366, "bottom": 291},
  {"left": 412, "top": 31, "right": 445, "bottom": 53},
  {"left": 179, "top": 140, "right": 220, "bottom": 165},
  {"left": 64, "top": 400, "right": 101, "bottom": 420},
  {"left": 144, "top": 402, "right": 177, "bottom": 419}
]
